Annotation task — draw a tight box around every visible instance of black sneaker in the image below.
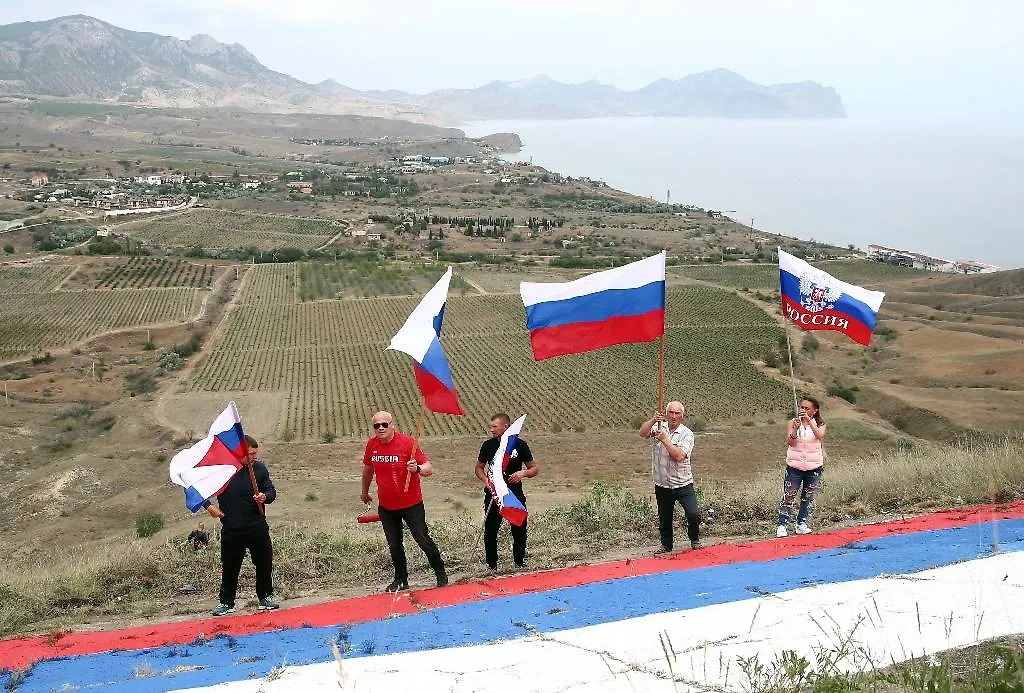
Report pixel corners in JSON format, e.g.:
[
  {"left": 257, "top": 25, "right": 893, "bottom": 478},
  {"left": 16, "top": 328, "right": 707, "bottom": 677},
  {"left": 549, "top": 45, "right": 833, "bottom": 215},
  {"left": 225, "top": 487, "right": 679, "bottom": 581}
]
[
  {"left": 211, "top": 603, "right": 235, "bottom": 617},
  {"left": 690, "top": 541, "right": 704, "bottom": 550},
  {"left": 384, "top": 578, "right": 409, "bottom": 593},
  {"left": 654, "top": 546, "right": 672, "bottom": 555},
  {"left": 258, "top": 596, "right": 280, "bottom": 611},
  {"left": 435, "top": 569, "right": 449, "bottom": 588}
]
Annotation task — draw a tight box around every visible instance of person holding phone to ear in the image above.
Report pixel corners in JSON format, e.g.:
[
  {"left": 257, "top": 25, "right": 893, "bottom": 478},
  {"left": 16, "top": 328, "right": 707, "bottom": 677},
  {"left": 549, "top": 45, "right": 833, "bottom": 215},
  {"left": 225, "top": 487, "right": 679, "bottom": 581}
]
[{"left": 776, "top": 396, "right": 827, "bottom": 537}]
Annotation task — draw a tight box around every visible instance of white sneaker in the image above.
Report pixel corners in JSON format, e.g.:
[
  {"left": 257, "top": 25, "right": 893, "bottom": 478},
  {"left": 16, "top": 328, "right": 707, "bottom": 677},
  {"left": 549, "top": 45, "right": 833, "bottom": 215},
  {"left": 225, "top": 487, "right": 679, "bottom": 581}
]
[
  {"left": 776, "top": 525, "right": 788, "bottom": 538},
  {"left": 795, "top": 523, "right": 812, "bottom": 535}
]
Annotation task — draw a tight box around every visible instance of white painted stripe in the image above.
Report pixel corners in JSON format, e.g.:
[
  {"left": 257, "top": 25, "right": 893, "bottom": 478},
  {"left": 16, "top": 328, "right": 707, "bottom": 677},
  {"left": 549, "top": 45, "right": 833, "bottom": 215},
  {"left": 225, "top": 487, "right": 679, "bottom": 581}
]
[
  {"left": 778, "top": 248, "right": 886, "bottom": 310},
  {"left": 171, "top": 552, "right": 1024, "bottom": 693},
  {"left": 520, "top": 251, "right": 665, "bottom": 307}
]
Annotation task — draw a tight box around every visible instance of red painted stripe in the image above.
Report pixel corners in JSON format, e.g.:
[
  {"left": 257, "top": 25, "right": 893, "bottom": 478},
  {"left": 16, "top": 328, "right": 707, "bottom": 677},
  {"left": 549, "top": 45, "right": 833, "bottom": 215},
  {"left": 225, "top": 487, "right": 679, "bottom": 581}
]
[
  {"left": 1, "top": 501, "right": 1020, "bottom": 669},
  {"left": 529, "top": 309, "right": 664, "bottom": 360}
]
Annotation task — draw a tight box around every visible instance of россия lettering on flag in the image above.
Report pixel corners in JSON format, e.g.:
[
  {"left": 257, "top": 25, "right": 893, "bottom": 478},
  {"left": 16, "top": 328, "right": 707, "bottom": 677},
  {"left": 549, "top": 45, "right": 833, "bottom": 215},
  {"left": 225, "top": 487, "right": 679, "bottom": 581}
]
[
  {"left": 388, "top": 266, "right": 464, "bottom": 415},
  {"left": 168, "top": 402, "right": 247, "bottom": 512},
  {"left": 779, "top": 248, "right": 886, "bottom": 346},
  {"left": 520, "top": 251, "right": 666, "bottom": 360},
  {"left": 488, "top": 414, "right": 528, "bottom": 526}
]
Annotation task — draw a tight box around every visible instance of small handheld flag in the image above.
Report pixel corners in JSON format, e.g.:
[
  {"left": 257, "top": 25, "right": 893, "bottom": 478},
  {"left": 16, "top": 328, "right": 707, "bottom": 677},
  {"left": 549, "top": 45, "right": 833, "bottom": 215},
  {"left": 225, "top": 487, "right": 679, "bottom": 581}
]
[
  {"left": 486, "top": 414, "right": 529, "bottom": 527},
  {"left": 387, "top": 267, "right": 464, "bottom": 415},
  {"left": 520, "top": 251, "right": 666, "bottom": 360},
  {"left": 778, "top": 249, "right": 886, "bottom": 346},
  {"left": 168, "top": 402, "right": 247, "bottom": 512}
]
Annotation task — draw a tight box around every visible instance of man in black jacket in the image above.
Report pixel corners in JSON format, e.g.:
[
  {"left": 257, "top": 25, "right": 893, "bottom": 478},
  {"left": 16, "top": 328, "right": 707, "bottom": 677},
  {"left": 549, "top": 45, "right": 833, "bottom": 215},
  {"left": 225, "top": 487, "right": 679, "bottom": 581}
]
[{"left": 206, "top": 435, "right": 278, "bottom": 616}]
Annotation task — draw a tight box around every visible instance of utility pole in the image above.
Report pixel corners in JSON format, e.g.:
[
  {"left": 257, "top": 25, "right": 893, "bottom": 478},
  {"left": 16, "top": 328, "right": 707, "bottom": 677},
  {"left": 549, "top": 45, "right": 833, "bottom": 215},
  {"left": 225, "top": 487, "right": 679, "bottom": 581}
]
[{"left": 667, "top": 189, "right": 671, "bottom": 204}]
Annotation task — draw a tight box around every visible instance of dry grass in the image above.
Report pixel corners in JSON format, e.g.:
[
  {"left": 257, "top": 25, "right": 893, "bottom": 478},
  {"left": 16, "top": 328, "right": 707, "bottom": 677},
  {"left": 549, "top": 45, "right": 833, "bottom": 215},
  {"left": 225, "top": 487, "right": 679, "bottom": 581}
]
[{"left": 1, "top": 435, "right": 1022, "bottom": 637}]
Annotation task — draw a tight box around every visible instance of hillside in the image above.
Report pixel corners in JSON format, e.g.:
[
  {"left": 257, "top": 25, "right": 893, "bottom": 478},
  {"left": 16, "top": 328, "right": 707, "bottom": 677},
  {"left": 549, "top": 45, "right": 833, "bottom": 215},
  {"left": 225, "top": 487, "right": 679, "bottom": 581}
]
[
  {"left": 0, "top": 15, "right": 427, "bottom": 119},
  {"left": 0, "top": 16, "right": 845, "bottom": 119}
]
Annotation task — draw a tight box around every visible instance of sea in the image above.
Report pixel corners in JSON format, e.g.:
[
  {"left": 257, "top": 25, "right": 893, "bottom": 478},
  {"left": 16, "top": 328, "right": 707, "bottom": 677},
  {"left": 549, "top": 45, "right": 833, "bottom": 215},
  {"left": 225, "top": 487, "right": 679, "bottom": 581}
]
[{"left": 461, "top": 115, "right": 1024, "bottom": 269}]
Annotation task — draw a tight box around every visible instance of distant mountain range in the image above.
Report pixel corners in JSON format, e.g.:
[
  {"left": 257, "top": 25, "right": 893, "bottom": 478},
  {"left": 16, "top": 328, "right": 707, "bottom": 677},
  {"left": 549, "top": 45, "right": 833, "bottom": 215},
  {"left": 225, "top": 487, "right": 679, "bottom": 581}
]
[{"left": 0, "top": 15, "right": 846, "bottom": 120}]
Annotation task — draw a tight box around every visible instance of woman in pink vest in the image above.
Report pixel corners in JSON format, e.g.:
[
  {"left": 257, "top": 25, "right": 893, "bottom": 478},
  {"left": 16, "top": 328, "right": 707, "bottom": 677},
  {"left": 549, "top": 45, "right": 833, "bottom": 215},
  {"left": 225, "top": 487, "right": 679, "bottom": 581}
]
[{"left": 776, "top": 396, "right": 827, "bottom": 537}]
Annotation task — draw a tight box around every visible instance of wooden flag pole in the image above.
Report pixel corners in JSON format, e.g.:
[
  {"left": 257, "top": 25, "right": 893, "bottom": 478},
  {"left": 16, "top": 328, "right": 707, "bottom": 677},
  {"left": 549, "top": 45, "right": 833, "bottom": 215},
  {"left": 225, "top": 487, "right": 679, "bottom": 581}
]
[
  {"left": 657, "top": 332, "right": 666, "bottom": 414},
  {"left": 403, "top": 401, "right": 427, "bottom": 492},
  {"left": 244, "top": 442, "right": 265, "bottom": 517},
  {"left": 782, "top": 320, "right": 801, "bottom": 417}
]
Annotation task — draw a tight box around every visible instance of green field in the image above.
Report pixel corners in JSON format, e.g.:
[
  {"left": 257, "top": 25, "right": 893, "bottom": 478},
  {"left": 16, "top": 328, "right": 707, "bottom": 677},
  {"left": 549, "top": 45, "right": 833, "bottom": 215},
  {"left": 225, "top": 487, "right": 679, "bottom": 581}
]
[
  {"left": 189, "top": 264, "right": 791, "bottom": 440},
  {"left": 86, "top": 257, "right": 219, "bottom": 289},
  {"left": 297, "top": 259, "right": 471, "bottom": 300},
  {"left": 123, "top": 209, "right": 345, "bottom": 251},
  {"left": 671, "top": 260, "right": 925, "bottom": 291}
]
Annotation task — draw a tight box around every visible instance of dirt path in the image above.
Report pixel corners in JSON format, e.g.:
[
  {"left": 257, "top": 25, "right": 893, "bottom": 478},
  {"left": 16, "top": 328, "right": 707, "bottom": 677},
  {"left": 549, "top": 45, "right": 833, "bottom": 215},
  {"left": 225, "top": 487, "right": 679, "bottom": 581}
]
[{"left": 461, "top": 275, "right": 488, "bottom": 295}]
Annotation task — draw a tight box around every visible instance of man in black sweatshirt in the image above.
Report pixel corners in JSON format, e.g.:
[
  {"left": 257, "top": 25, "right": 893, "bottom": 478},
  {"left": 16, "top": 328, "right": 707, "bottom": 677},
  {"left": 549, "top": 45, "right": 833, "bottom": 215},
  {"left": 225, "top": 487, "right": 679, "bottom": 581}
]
[{"left": 206, "top": 435, "right": 278, "bottom": 616}]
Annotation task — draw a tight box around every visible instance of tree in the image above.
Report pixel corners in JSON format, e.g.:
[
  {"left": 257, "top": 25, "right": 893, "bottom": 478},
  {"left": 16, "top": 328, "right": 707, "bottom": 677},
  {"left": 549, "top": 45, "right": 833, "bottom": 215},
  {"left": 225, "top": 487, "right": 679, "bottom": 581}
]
[{"left": 3, "top": 244, "right": 14, "bottom": 254}]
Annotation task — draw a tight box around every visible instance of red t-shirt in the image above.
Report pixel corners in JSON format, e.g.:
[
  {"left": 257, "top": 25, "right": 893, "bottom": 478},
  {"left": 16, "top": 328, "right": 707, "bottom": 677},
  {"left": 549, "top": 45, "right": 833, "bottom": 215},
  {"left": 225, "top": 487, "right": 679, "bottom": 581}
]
[{"left": 363, "top": 431, "right": 429, "bottom": 510}]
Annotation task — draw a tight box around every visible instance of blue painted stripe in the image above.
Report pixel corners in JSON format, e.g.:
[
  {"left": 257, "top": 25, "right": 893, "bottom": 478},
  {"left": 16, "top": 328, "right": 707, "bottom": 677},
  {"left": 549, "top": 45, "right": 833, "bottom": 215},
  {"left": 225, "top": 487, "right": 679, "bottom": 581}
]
[
  {"left": 779, "top": 271, "right": 878, "bottom": 329},
  {"left": 21, "top": 520, "right": 1023, "bottom": 693},
  {"left": 525, "top": 281, "right": 665, "bottom": 331}
]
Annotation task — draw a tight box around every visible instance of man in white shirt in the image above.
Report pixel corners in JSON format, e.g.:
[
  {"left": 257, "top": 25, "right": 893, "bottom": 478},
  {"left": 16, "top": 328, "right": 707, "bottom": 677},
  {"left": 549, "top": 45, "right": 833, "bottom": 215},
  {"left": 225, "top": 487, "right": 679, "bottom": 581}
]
[{"left": 639, "top": 401, "right": 701, "bottom": 553}]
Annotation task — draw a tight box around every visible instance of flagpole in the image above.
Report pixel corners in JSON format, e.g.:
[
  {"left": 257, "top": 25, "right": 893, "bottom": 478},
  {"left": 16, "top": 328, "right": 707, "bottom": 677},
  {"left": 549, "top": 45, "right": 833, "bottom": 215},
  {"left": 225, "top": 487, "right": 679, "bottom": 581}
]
[
  {"left": 782, "top": 319, "right": 800, "bottom": 416},
  {"left": 657, "top": 333, "right": 666, "bottom": 414},
  {"left": 404, "top": 400, "right": 427, "bottom": 492},
  {"left": 246, "top": 462, "right": 265, "bottom": 517}
]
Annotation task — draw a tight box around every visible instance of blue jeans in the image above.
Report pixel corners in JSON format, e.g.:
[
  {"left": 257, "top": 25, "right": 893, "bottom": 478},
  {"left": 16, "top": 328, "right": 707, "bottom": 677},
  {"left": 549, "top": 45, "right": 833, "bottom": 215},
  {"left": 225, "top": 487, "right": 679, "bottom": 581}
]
[{"left": 777, "top": 467, "right": 822, "bottom": 526}]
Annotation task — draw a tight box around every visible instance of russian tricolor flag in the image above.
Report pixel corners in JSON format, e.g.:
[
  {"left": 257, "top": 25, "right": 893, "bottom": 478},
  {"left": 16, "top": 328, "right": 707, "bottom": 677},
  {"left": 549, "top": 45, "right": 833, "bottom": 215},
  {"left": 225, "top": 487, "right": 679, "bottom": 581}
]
[
  {"left": 779, "top": 248, "right": 886, "bottom": 346},
  {"left": 168, "top": 402, "right": 247, "bottom": 512},
  {"left": 388, "top": 266, "right": 464, "bottom": 415},
  {"left": 487, "top": 414, "right": 528, "bottom": 526},
  {"left": 520, "top": 251, "right": 666, "bottom": 360}
]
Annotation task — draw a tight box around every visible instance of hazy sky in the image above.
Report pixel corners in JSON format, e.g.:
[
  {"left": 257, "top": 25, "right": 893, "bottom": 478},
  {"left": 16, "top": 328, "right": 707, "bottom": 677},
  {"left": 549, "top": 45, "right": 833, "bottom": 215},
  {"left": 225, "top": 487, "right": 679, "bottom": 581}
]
[{"left": 2, "top": 0, "right": 1020, "bottom": 115}]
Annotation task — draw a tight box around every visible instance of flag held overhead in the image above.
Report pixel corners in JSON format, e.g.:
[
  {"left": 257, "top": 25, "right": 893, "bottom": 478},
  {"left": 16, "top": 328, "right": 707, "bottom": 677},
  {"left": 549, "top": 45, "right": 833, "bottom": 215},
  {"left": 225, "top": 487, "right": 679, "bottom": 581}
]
[
  {"left": 168, "top": 402, "right": 247, "bottom": 512},
  {"left": 486, "top": 414, "right": 529, "bottom": 527},
  {"left": 520, "top": 251, "right": 666, "bottom": 360},
  {"left": 388, "top": 266, "right": 464, "bottom": 415},
  {"left": 778, "top": 248, "right": 886, "bottom": 346}
]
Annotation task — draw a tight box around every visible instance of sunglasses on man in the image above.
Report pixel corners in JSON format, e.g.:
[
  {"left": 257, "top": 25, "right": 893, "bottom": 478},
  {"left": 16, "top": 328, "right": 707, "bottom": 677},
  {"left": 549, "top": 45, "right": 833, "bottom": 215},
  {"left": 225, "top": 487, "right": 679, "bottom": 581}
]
[{"left": 372, "top": 422, "right": 390, "bottom": 430}]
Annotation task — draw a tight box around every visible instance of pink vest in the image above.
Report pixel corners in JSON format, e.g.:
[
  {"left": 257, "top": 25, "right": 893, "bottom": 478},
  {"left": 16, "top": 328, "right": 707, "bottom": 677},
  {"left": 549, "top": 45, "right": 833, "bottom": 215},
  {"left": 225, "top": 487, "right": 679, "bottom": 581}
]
[{"left": 786, "top": 425, "right": 824, "bottom": 470}]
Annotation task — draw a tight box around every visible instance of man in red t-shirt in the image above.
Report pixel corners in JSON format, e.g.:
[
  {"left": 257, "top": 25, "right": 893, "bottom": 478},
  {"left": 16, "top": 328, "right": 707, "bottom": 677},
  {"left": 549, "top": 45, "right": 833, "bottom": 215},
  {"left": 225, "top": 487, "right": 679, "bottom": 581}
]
[{"left": 361, "top": 410, "right": 448, "bottom": 592}]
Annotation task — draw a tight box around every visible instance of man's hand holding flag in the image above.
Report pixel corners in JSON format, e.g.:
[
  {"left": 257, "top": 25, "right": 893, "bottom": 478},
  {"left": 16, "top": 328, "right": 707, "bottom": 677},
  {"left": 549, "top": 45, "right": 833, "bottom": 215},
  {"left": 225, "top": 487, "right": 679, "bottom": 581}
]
[{"left": 486, "top": 414, "right": 529, "bottom": 527}]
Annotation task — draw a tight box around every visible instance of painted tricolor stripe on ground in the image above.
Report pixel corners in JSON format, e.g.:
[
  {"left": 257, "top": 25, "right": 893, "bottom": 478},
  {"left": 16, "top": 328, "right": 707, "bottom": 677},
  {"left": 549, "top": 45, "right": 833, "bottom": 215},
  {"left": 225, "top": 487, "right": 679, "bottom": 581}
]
[{"left": 3, "top": 504, "right": 1022, "bottom": 693}]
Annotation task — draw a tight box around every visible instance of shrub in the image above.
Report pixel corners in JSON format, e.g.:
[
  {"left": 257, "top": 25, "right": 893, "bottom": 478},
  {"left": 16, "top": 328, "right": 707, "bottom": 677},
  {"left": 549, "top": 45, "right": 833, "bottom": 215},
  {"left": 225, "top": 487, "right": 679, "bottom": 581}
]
[
  {"left": 135, "top": 513, "right": 164, "bottom": 538},
  {"left": 827, "top": 382, "right": 857, "bottom": 404},
  {"left": 280, "top": 428, "right": 296, "bottom": 442},
  {"left": 320, "top": 432, "right": 336, "bottom": 444},
  {"left": 801, "top": 334, "right": 820, "bottom": 353}
]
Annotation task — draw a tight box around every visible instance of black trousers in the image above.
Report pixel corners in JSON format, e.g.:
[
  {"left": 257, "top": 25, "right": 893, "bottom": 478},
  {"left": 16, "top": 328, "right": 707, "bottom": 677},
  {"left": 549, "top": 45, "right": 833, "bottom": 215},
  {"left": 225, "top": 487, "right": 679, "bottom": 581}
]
[
  {"left": 378, "top": 502, "right": 445, "bottom": 581},
  {"left": 484, "top": 496, "right": 528, "bottom": 568},
  {"left": 219, "top": 523, "right": 273, "bottom": 606},
  {"left": 655, "top": 483, "right": 700, "bottom": 549}
]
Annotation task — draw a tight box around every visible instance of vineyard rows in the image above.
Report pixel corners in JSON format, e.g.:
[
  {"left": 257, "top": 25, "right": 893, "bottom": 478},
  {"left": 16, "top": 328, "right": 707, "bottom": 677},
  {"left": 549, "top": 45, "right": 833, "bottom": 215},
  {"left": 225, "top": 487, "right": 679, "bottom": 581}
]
[
  {"left": 0, "top": 288, "right": 201, "bottom": 357},
  {"left": 0, "top": 265, "right": 74, "bottom": 294},
  {"left": 126, "top": 209, "right": 340, "bottom": 250},
  {"left": 671, "top": 260, "right": 922, "bottom": 291},
  {"left": 89, "top": 257, "right": 218, "bottom": 289},
  {"left": 298, "top": 260, "right": 462, "bottom": 300},
  {"left": 191, "top": 275, "right": 790, "bottom": 440}
]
